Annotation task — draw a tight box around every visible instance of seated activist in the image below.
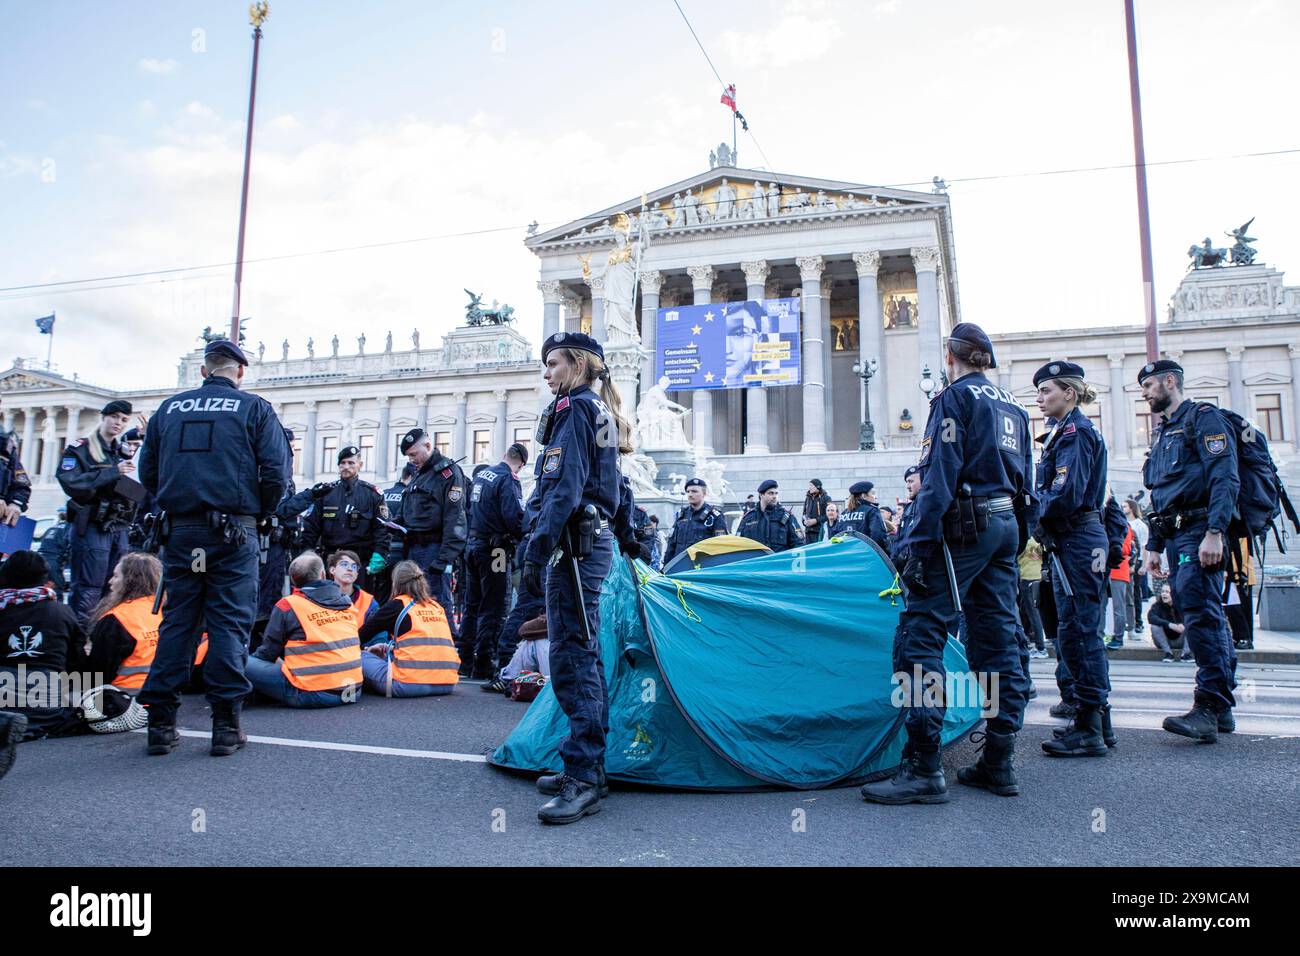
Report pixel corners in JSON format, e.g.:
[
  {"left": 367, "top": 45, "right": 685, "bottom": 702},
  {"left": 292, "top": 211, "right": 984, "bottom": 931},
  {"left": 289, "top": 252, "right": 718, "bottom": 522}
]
[
  {"left": 490, "top": 611, "right": 550, "bottom": 694},
  {"left": 0, "top": 551, "right": 89, "bottom": 739},
  {"left": 327, "top": 550, "right": 378, "bottom": 628},
  {"left": 356, "top": 560, "right": 460, "bottom": 697},
  {"left": 247, "top": 552, "right": 363, "bottom": 708}
]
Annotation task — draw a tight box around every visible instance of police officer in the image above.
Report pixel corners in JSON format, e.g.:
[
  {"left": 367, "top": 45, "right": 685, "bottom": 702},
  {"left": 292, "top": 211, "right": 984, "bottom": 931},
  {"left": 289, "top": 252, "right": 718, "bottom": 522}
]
[
  {"left": 523, "top": 331, "right": 630, "bottom": 825},
  {"left": 301, "top": 444, "right": 392, "bottom": 591},
  {"left": 1139, "top": 359, "right": 1240, "bottom": 742},
  {"left": 373, "top": 462, "right": 415, "bottom": 603},
  {"left": 736, "top": 480, "right": 803, "bottom": 552},
  {"left": 38, "top": 509, "right": 72, "bottom": 597},
  {"left": 862, "top": 323, "right": 1033, "bottom": 805},
  {"left": 890, "top": 465, "right": 922, "bottom": 565},
  {"left": 459, "top": 442, "right": 528, "bottom": 678},
  {"left": 398, "top": 428, "right": 467, "bottom": 624},
  {"left": 136, "top": 339, "right": 289, "bottom": 758},
  {"left": 57, "top": 400, "right": 142, "bottom": 623},
  {"left": 1029, "top": 361, "right": 1114, "bottom": 758},
  {"left": 255, "top": 426, "right": 299, "bottom": 637},
  {"left": 0, "top": 403, "right": 31, "bottom": 531},
  {"left": 839, "top": 481, "right": 889, "bottom": 551},
  {"left": 663, "top": 477, "right": 726, "bottom": 565}
]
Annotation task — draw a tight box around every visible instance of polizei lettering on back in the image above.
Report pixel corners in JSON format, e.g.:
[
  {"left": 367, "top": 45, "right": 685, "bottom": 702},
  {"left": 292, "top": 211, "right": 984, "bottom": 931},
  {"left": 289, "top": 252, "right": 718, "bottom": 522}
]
[{"left": 165, "top": 397, "right": 242, "bottom": 414}]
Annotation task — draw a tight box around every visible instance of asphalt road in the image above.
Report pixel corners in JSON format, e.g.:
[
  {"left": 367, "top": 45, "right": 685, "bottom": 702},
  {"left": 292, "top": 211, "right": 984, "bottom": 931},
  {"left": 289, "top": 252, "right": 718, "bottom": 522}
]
[{"left": 3, "top": 659, "right": 1297, "bottom": 867}]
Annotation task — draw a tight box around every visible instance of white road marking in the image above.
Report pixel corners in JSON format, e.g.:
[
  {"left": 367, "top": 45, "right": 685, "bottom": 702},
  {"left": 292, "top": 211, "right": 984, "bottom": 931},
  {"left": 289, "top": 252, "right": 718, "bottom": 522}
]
[{"left": 144, "top": 728, "right": 489, "bottom": 763}]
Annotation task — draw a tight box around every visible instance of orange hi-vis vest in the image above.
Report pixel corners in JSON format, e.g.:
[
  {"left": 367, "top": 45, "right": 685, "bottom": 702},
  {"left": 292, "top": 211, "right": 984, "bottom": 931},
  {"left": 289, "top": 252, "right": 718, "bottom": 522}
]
[
  {"left": 391, "top": 596, "right": 460, "bottom": 686},
  {"left": 350, "top": 589, "right": 375, "bottom": 629},
  {"left": 281, "top": 593, "right": 363, "bottom": 693},
  {"left": 107, "top": 597, "right": 162, "bottom": 690}
]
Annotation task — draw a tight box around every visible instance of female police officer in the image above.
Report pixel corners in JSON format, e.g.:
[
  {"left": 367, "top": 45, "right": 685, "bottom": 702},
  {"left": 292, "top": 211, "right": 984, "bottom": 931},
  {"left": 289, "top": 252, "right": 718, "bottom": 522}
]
[
  {"left": 861, "top": 323, "right": 1033, "bottom": 805},
  {"left": 521, "top": 331, "right": 632, "bottom": 825},
  {"left": 1032, "top": 361, "right": 1113, "bottom": 757}
]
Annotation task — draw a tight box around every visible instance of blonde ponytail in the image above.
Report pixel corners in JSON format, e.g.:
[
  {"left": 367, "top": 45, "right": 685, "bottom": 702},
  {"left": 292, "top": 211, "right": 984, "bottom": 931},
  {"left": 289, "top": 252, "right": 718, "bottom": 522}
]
[{"left": 563, "top": 349, "right": 635, "bottom": 454}]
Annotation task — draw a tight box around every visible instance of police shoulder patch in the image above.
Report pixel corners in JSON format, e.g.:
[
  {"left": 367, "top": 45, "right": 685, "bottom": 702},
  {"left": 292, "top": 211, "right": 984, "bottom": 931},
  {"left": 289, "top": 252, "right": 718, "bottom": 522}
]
[
  {"left": 448, "top": 486, "right": 464, "bottom": 503},
  {"left": 543, "top": 446, "right": 563, "bottom": 474},
  {"left": 1204, "top": 433, "right": 1228, "bottom": 456},
  {"left": 60, "top": 456, "right": 76, "bottom": 471},
  {"left": 918, "top": 437, "right": 932, "bottom": 464},
  {"left": 555, "top": 396, "right": 571, "bottom": 414},
  {"left": 1052, "top": 465, "right": 1068, "bottom": 490},
  {"left": 441, "top": 467, "right": 452, "bottom": 478}
]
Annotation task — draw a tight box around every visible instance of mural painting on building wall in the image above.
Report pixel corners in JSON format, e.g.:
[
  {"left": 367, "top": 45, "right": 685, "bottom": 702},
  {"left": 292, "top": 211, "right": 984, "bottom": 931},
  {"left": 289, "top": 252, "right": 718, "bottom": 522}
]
[
  {"left": 883, "top": 292, "right": 918, "bottom": 329},
  {"left": 830, "top": 318, "right": 860, "bottom": 352}
]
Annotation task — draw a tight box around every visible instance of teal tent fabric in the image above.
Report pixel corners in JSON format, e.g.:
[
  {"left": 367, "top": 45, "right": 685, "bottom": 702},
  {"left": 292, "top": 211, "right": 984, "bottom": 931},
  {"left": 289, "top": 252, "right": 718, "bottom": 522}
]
[{"left": 489, "top": 535, "right": 984, "bottom": 790}]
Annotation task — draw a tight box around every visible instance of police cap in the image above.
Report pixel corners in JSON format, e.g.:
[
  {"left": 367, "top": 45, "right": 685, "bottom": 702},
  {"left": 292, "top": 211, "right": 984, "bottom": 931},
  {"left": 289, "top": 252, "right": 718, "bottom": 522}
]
[
  {"left": 1033, "top": 360, "right": 1086, "bottom": 387},
  {"left": 399, "top": 428, "right": 427, "bottom": 454},
  {"left": 850, "top": 480, "right": 874, "bottom": 496},
  {"left": 101, "top": 400, "right": 133, "bottom": 417},
  {"left": 903, "top": 464, "right": 921, "bottom": 480},
  {"left": 947, "top": 322, "right": 997, "bottom": 368},
  {"left": 338, "top": 445, "right": 360, "bottom": 464},
  {"left": 757, "top": 479, "right": 778, "bottom": 494},
  {"left": 1138, "top": 358, "right": 1184, "bottom": 385},
  {"left": 203, "top": 338, "right": 249, "bottom": 366},
  {"left": 684, "top": 477, "right": 707, "bottom": 491},
  {"left": 541, "top": 331, "right": 604, "bottom": 364}
]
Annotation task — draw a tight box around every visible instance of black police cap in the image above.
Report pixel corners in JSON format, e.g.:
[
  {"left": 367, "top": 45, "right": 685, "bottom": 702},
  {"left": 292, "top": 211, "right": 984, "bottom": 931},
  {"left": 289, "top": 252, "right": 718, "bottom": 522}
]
[
  {"left": 757, "top": 479, "right": 778, "bottom": 494},
  {"left": 904, "top": 464, "right": 921, "bottom": 480},
  {"left": 101, "top": 400, "right": 133, "bottom": 417},
  {"left": 947, "top": 322, "right": 997, "bottom": 369},
  {"left": 203, "top": 338, "right": 249, "bottom": 366},
  {"left": 684, "top": 477, "right": 707, "bottom": 491},
  {"left": 541, "top": 331, "right": 604, "bottom": 364},
  {"left": 850, "top": 480, "right": 874, "bottom": 496},
  {"left": 399, "top": 428, "right": 426, "bottom": 454},
  {"left": 1138, "top": 359, "right": 1184, "bottom": 385},
  {"left": 338, "top": 445, "right": 360, "bottom": 464},
  {"left": 1033, "top": 360, "right": 1086, "bottom": 388}
]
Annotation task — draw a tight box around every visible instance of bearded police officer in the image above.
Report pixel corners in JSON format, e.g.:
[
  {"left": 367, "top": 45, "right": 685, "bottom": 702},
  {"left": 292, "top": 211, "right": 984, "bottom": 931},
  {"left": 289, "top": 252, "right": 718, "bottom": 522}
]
[
  {"left": 398, "top": 428, "right": 467, "bottom": 622},
  {"left": 301, "top": 444, "right": 391, "bottom": 591},
  {"left": 862, "top": 323, "right": 1034, "bottom": 805},
  {"left": 1139, "top": 359, "right": 1240, "bottom": 742},
  {"left": 663, "top": 477, "right": 726, "bottom": 565},
  {"left": 890, "top": 465, "right": 922, "bottom": 564},
  {"left": 736, "top": 479, "right": 803, "bottom": 552},
  {"left": 137, "top": 339, "right": 289, "bottom": 757}
]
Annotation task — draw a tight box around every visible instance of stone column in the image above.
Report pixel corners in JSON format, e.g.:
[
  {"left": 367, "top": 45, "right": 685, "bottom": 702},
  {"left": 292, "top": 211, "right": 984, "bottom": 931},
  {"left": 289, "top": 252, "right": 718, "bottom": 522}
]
[
  {"left": 1108, "top": 352, "right": 1130, "bottom": 460},
  {"left": 853, "top": 252, "right": 885, "bottom": 445},
  {"left": 998, "top": 361, "right": 1012, "bottom": 391},
  {"left": 20, "top": 409, "right": 36, "bottom": 478},
  {"left": 912, "top": 246, "right": 942, "bottom": 375},
  {"left": 741, "top": 260, "right": 770, "bottom": 454},
  {"left": 339, "top": 397, "right": 354, "bottom": 446},
  {"left": 1289, "top": 346, "right": 1300, "bottom": 445},
  {"left": 415, "top": 394, "right": 429, "bottom": 435},
  {"left": 821, "top": 272, "right": 836, "bottom": 441},
  {"left": 375, "top": 396, "right": 391, "bottom": 481},
  {"left": 588, "top": 274, "right": 606, "bottom": 342},
  {"left": 41, "top": 406, "right": 60, "bottom": 482},
  {"left": 639, "top": 270, "right": 663, "bottom": 389},
  {"left": 563, "top": 291, "right": 583, "bottom": 334},
  {"left": 494, "top": 389, "right": 509, "bottom": 459},
  {"left": 1226, "top": 347, "right": 1246, "bottom": 413},
  {"left": 1, "top": 409, "right": 11, "bottom": 433},
  {"left": 304, "top": 401, "right": 318, "bottom": 481},
  {"left": 687, "top": 265, "right": 716, "bottom": 456},
  {"left": 64, "top": 405, "right": 82, "bottom": 456},
  {"left": 453, "top": 391, "right": 468, "bottom": 461},
  {"left": 539, "top": 280, "right": 563, "bottom": 341},
  {"left": 796, "top": 255, "right": 828, "bottom": 452}
]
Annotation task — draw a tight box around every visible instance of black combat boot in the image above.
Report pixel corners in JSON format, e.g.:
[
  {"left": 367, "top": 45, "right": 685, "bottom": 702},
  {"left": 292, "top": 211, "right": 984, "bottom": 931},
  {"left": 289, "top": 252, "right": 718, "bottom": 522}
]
[
  {"left": 1217, "top": 709, "right": 1236, "bottom": 734},
  {"left": 1049, "top": 700, "right": 1076, "bottom": 719},
  {"left": 956, "top": 730, "right": 1019, "bottom": 796},
  {"left": 1162, "top": 698, "right": 1219, "bottom": 743},
  {"left": 537, "top": 774, "right": 602, "bottom": 825},
  {"left": 860, "top": 750, "right": 949, "bottom": 805},
  {"left": 1053, "top": 703, "right": 1117, "bottom": 748},
  {"left": 0, "top": 711, "right": 27, "bottom": 780},
  {"left": 209, "top": 701, "right": 248, "bottom": 756},
  {"left": 146, "top": 708, "right": 180, "bottom": 756},
  {"left": 1042, "top": 704, "right": 1108, "bottom": 757},
  {"left": 471, "top": 655, "right": 497, "bottom": 681},
  {"left": 538, "top": 766, "right": 609, "bottom": 798}
]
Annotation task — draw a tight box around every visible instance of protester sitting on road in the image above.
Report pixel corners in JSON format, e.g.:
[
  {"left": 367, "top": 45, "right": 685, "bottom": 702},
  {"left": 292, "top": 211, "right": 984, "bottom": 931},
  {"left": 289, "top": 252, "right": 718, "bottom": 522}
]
[
  {"left": 85, "top": 552, "right": 164, "bottom": 692},
  {"left": 327, "top": 550, "right": 377, "bottom": 628},
  {"left": 1147, "top": 584, "right": 1192, "bottom": 663},
  {"left": 247, "top": 552, "right": 363, "bottom": 708},
  {"left": 356, "top": 560, "right": 460, "bottom": 697},
  {"left": 495, "top": 611, "right": 550, "bottom": 692}
]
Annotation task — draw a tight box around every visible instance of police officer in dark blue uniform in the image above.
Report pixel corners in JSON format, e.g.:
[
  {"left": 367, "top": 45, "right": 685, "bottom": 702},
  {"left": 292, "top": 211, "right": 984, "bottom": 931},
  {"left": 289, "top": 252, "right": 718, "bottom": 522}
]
[
  {"left": 1029, "top": 361, "right": 1114, "bottom": 758},
  {"left": 137, "top": 339, "right": 289, "bottom": 757},
  {"left": 523, "top": 331, "right": 629, "bottom": 825},
  {"left": 57, "top": 400, "right": 142, "bottom": 623},
  {"left": 397, "top": 428, "right": 467, "bottom": 626},
  {"left": 736, "top": 480, "right": 803, "bottom": 552},
  {"left": 459, "top": 442, "right": 528, "bottom": 678},
  {"left": 255, "top": 426, "right": 298, "bottom": 634},
  {"left": 862, "top": 323, "right": 1033, "bottom": 805},
  {"left": 889, "top": 465, "right": 922, "bottom": 565},
  {"left": 301, "top": 444, "right": 392, "bottom": 590},
  {"left": 372, "top": 462, "right": 414, "bottom": 603},
  {"left": 0, "top": 412, "right": 32, "bottom": 533},
  {"left": 839, "top": 481, "right": 889, "bottom": 551},
  {"left": 663, "top": 477, "right": 726, "bottom": 565},
  {"left": 1139, "top": 359, "right": 1240, "bottom": 742}
]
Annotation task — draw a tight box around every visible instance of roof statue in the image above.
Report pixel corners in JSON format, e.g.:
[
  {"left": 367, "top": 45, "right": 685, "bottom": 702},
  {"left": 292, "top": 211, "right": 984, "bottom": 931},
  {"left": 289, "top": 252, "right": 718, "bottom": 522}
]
[
  {"left": 464, "top": 289, "right": 516, "bottom": 326},
  {"left": 1227, "top": 218, "right": 1258, "bottom": 265},
  {"left": 1188, "top": 218, "right": 1260, "bottom": 269}
]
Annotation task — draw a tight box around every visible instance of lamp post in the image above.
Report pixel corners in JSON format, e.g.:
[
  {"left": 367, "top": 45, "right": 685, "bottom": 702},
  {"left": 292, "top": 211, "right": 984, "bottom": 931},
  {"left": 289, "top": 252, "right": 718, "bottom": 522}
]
[
  {"left": 853, "top": 357, "right": 879, "bottom": 450},
  {"left": 919, "top": 364, "right": 937, "bottom": 400},
  {"left": 229, "top": 2, "right": 270, "bottom": 343}
]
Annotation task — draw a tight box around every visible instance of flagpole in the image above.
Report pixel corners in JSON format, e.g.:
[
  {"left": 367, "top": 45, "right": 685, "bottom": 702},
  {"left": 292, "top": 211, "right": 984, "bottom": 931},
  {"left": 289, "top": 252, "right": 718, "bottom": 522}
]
[
  {"left": 230, "top": 3, "right": 269, "bottom": 343},
  {"left": 46, "top": 318, "right": 54, "bottom": 368}
]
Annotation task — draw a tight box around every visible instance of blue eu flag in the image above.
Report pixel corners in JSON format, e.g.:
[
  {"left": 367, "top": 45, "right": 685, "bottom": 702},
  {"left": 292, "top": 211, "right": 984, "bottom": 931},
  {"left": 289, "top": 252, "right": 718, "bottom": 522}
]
[{"left": 34, "top": 313, "right": 55, "bottom": 334}]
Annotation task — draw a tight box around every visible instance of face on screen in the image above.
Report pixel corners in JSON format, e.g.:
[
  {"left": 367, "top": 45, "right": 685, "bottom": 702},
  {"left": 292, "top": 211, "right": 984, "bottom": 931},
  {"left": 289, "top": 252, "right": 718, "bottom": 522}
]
[{"left": 725, "top": 308, "right": 758, "bottom": 382}]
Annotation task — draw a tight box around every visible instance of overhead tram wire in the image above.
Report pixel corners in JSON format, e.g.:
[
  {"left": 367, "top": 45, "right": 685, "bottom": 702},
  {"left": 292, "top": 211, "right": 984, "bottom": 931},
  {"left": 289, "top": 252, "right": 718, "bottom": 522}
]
[{"left": 2, "top": 145, "right": 1297, "bottom": 303}]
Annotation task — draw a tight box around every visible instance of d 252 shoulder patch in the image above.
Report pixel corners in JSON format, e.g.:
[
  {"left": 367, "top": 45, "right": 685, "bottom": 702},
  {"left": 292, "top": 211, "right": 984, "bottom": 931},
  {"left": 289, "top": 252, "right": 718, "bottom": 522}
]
[
  {"left": 918, "top": 437, "right": 932, "bottom": 465},
  {"left": 1052, "top": 465, "right": 1068, "bottom": 490},
  {"left": 448, "top": 486, "right": 463, "bottom": 503},
  {"left": 1204, "top": 433, "right": 1227, "bottom": 456},
  {"left": 543, "top": 446, "right": 563, "bottom": 474}
]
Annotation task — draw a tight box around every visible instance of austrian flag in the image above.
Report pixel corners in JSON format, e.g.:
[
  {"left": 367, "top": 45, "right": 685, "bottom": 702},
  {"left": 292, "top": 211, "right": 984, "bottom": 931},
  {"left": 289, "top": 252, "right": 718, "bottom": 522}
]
[{"left": 720, "top": 84, "right": 736, "bottom": 111}]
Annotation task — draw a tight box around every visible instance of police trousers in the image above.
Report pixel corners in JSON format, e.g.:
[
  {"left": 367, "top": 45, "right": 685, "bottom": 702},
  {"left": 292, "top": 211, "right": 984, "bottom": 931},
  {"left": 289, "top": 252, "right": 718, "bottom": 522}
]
[
  {"left": 70, "top": 523, "right": 129, "bottom": 624},
  {"left": 1171, "top": 523, "right": 1238, "bottom": 711},
  {"left": 459, "top": 546, "right": 510, "bottom": 674},
  {"left": 1049, "top": 519, "right": 1111, "bottom": 709},
  {"left": 137, "top": 524, "right": 257, "bottom": 713},
  {"left": 895, "top": 512, "right": 1029, "bottom": 750},
  {"left": 403, "top": 539, "right": 456, "bottom": 636},
  {"left": 545, "top": 532, "right": 613, "bottom": 783}
]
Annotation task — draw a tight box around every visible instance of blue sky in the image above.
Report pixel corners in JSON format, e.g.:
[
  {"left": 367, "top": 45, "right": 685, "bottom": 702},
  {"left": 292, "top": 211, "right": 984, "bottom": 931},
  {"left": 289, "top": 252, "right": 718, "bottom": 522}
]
[{"left": 2, "top": 0, "right": 1296, "bottom": 386}]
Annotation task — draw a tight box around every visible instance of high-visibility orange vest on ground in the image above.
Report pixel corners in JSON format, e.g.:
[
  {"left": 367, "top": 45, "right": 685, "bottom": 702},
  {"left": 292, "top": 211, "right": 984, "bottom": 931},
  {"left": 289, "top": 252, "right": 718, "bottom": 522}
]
[
  {"left": 391, "top": 595, "right": 460, "bottom": 687},
  {"left": 281, "top": 593, "right": 363, "bottom": 693},
  {"left": 107, "top": 597, "right": 162, "bottom": 690},
  {"left": 349, "top": 588, "right": 375, "bottom": 629}
]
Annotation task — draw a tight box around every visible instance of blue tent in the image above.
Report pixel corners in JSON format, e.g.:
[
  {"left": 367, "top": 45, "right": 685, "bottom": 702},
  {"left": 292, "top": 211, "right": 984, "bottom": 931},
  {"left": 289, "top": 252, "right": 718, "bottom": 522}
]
[{"left": 490, "top": 535, "right": 983, "bottom": 790}]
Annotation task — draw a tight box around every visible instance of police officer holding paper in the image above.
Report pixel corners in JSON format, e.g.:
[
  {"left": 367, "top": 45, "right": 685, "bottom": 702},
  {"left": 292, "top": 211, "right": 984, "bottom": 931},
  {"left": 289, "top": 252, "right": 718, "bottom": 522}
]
[
  {"left": 861, "top": 323, "right": 1033, "bottom": 806},
  {"left": 1139, "top": 359, "right": 1240, "bottom": 742},
  {"left": 0, "top": 407, "right": 32, "bottom": 528},
  {"left": 397, "top": 428, "right": 467, "bottom": 618},
  {"left": 662, "top": 477, "right": 726, "bottom": 565},
  {"left": 136, "top": 339, "right": 289, "bottom": 758},
  {"left": 301, "top": 444, "right": 391, "bottom": 590}
]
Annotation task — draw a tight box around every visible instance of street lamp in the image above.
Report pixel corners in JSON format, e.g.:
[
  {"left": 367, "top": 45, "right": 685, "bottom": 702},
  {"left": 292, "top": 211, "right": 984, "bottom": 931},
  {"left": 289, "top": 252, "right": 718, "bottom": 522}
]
[
  {"left": 919, "top": 364, "right": 937, "bottom": 400},
  {"left": 852, "top": 356, "right": 880, "bottom": 450}
]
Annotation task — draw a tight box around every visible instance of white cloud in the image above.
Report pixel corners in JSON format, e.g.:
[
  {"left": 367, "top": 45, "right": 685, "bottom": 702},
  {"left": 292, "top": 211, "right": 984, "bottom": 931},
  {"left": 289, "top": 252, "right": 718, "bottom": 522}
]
[
  {"left": 873, "top": 0, "right": 899, "bottom": 13},
  {"left": 138, "top": 58, "right": 178, "bottom": 75},
  {"left": 719, "top": 0, "right": 843, "bottom": 69}
]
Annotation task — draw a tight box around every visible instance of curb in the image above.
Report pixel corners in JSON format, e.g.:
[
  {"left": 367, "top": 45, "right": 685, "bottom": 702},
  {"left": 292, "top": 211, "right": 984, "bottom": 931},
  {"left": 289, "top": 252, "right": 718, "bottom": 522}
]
[{"left": 1042, "top": 647, "right": 1300, "bottom": 666}]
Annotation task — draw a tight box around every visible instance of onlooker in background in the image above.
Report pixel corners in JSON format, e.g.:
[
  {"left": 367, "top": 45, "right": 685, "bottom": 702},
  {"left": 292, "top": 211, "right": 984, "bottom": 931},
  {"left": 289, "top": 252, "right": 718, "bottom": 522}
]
[
  {"left": 647, "top": 515, "right": 665, "bottom": 569},
  {"left": 327, "top": 550, "right": 377, "bottom": 628},
  {"left": 37, "top": 509, "right": 72, "bottom": 599},
  {"left": 1123, "top": 498, "right": 1149, "bottom": 634},
  {"left": 357, "top": 560, "right": 460, "bottom": 697},
  {"left": 879, "top": 505, "right": 897, "bottom": 536},
  {"left": 1104, "top": 519, "right": 1135, "bottom": 650},
  {"left": 820, "top": 502, "right": 841, "bottom": 540},
  {"left": 1148, "top": 584, "right": 1192, "bottom": 662},
  {"left": 801, "top": 479, "right": 832, "bottom": 541},
  {"left": 1018, "top": 536, "right": 1048, "bottom": 658},
  {"left": 742, "top": 494, "right": 757, "bottom": 513},
  {"left": 1226, "top": 536, "right": 1256, "bottom": 650}
]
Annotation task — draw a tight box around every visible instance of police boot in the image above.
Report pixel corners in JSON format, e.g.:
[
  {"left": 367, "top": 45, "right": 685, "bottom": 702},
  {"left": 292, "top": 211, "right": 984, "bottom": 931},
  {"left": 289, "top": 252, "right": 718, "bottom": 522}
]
[
  {"left": 860, "top": 750, "right": 949, "bottom": 805},
  {"left": 957, "top": 730, "right": 1019, "bottom": 796},
  {"left": 209, "top": 701, "right": 248, "bottom": 757},
  {"left": 146, "top": 708, "right": 180, "bottom": 756},
  {"left": 1042, "top": 704, "right": 1108, "bottom": 757},
  {"left": 1217, "top": 709, "right": 1236, "bottom": 734},
  {"left": 471, "top": 655, "right": 497, "bottom": 681},
  {"left": 538, "top": 766, "right": 609, "bottom": 798},
  {"left": 1049, "top": 700, "right": 1077, "bottom": 719},
  {"left": 1052, "top": 703, "right": 1117, "bottom": 748},
  {"left": 1162, "top": 698, "right": 1218, "bottom": 743},
  {"left": 537, "top": 774, "right": 602, "bottom": 825}
]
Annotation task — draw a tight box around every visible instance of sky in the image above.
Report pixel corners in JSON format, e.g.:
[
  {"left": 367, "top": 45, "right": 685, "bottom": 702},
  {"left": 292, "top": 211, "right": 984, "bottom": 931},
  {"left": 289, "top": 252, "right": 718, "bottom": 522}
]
[{"left": 1, "top": 0, "right": 1296, "bottom": 389}]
